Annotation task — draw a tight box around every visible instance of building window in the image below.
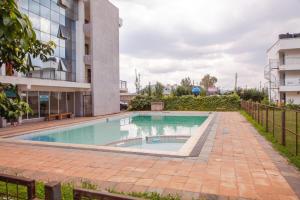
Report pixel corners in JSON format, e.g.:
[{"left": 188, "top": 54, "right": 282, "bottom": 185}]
[
  {"left": 50, "top": 92, "right": 59, "bottom": 114},
  {"left": 39, "top": 92, "right": 49, "bottom": 117},
  {"left": 29, "top": 0, "right": 39, "bottom": 15},
  {"left": 67, "top": 92, "right": 75, "bottom": 113},
  {"left": 28, "top": 91, "right": 39, "bottom": 119},
  {"left": 59, "top": 92, "right": 67, "bottom": 113}
]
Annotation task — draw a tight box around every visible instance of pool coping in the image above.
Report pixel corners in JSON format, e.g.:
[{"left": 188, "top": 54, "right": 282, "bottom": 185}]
[{"left": 0, "top": 111, "right": 216, "bottom": 158}]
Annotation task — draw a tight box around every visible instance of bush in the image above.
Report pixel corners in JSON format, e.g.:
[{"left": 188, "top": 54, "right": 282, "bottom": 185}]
[
  {"left": 129, "top": 94, "right": 240, "bottom": 111},
  {"left": 129, "top": 95, "right": 155, "bottom": 111}
]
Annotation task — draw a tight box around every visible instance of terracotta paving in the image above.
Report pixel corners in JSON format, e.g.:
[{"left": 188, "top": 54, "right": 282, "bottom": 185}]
[{"left": 0, "top": 112, "right": 299, "bottom": 200}]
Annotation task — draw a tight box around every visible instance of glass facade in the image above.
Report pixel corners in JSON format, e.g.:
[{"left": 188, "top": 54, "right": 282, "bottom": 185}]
[
  {"left": 21, "top": 91, "right": 75, "bottom": 119},
  {"left": 19, "top": 0, "right": 77, "bottom": 82}
]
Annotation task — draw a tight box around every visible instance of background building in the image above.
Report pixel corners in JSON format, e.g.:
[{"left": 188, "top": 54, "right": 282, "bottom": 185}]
[
  {"left": 0, "top": 0, "right": 123, "bottom": 121},
  {"left": 265, "top": 33, "right": 300, "bottom": 104}
]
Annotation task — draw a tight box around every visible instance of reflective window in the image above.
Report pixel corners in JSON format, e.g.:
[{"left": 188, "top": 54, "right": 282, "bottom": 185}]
[
  {"left": 67, "top": 92, "right": 74, "bottom": 113},
  {"left": 60, "top": 47, "right": 65, "bottom": 58},
  {"left": 28, "top": 92, "right": 39, "bottom": 119},
  {"left": 50, "top": 22, "right": 59, "bottom": 36},
  {"left": 59, "top": 93, "right": 67, "bottom": 113},
  {"left": 54, "top": 47, "right": 60, "bottom": 57},
  {"left": 29, "top": 0, "right": 39, "bottom": 15},
  {"left": 59, "top": 39, "right": 65, "bottom": 47},
  {"left": 40, "top": 5, "right": 50, "bottom": 19},
  {"left": 50, "top": 36, "right": 59, "bottom": 46},
  {"left": 20, "top": 0, "right": 29, "bottom": 10},
  {"left": 40, "top": 92, "right": 49, "bottom": 117},
  {"left": 51, "top": 10, "right": 60, "bottom": 23},
  {"left": 40, "top": 18, "right": 50, "bottom": 33},
  {"left": 51, "top": 1, "right": 60, "bottom": 12},
  {"left": 40, "top": 0, "right": 50, "bottom": 8},
  {"left": 41, "top": 32, "right": 50, "bottom": 42},
  {"left": 50, "top": 92, "right": 59, "bottom": 114},
  {"left": 34, "top": 29, "right": 41, "bottom": 40},
  {"left": 29, "top": 12, "right": 40, "bottom": 30},
  {"left": 60, "top": 7, "right": 65, "bottom": 15},
  {"left": 59, "top": 14, "right": 65, "bottom": 26}
]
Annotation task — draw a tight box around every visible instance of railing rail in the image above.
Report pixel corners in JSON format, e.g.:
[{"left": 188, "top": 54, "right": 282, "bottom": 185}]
[
  {"left": 241, "top": 101, "right": 300, "bottom": 156},
  {"left": 0, "top": 173, "right": 143, "bottom": 200},
  {"left": 0, "top": 173, "right": 35, "bottom": 200}
]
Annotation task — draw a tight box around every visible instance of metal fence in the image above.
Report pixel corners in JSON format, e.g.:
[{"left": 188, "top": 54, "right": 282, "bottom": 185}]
[{"left": 241, "top": 101, "right": 299, "bottom": 156}]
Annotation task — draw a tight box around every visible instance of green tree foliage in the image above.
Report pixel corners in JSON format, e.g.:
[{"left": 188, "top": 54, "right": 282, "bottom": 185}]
[
  {"left": 0, "top": 0, "right": 54, "bottom": 122},
  {"left": 237, "top": 88, "right": 267, "bottom": 102},
  {"left": 153, "top": 82, "right": 164, "bottom": 98},
  {"left": 172, "top": 77, "right": 193, "bottom": 96},
  {"left": 0, "top": 84, "right": 32, "bottom": 122},
  {"left": 200, "top": 74, "right": 218, "bottom": 90},
  {"left": 0, "top": 0, "right": 55, "bottom": 74}
]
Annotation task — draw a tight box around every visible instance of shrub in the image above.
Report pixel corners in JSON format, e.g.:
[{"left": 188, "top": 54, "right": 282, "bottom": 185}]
[{"left": 129, "top": 94, "right": 240, "bottom": 111}]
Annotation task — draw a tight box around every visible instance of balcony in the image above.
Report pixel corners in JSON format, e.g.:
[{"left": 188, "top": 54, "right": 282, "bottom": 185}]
[
  {"left": 279, "top": 57, "right": 300, "bottom": 71},
  {"left": 84, "top": 55, "right": 92, "bottom": 65},
  {"left": 120, "top": 80, "right": 128, "bottom": 93},
  {"left": 83, "top": 23, "right": 91, "bottom": 37},
  {"left": 279, "top": 79, "right": 300, "bottom": 92}
]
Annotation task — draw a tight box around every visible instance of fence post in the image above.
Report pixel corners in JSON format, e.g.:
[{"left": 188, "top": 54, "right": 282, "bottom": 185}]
[
  {"left": 45, "top": 182, "right": 61, "bottom": 200},
  {"left": 266, "top": 107, "right": 269, "bottom": 132},
  {"left": 27, "top": 180, "right": 36, "bottom": 200},
  {"left": 256, "top": 103, "right": 260, "bottom": 124},
  {"left": 273, "top": 108, "right": 275, "bottom": 137},
  {"left": 281, "top": 109, "right": 286, "bottom": 146},
  {"left": 296, "top": 112, "right": 298, "bottom": 156}
]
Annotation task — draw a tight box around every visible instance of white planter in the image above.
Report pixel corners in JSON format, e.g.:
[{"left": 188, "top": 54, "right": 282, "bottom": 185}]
[
  {"left": 151, "top": 102, "right": 164, "bottom": 111},
  {"left": 0, "top": 117, "right": 7, "bottom": 128}
]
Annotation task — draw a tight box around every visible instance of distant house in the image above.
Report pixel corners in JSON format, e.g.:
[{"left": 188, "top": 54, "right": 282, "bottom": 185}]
[
  {"left": 265, "top": 33, "right": 300, "bottom": 104},
  {"left": 163, "top": 84, "right": 178, "bottom": 95}
]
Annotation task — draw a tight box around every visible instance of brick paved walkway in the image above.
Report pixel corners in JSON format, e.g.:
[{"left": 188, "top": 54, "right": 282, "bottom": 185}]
[{"left": 0, "top": 112, "right": 299, "bottom": 200}]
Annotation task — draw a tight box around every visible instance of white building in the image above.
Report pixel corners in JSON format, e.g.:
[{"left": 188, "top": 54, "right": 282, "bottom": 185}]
[
  {"left": 0, "top": 0, "right": 124, "bottom": 121},
  {"left": 265, "top": 33, "right": 300, "bottom": 104}
]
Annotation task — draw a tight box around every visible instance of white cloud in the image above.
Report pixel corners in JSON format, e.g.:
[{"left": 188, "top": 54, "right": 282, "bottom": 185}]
[{"left": 110, "top": 0, "right": 300, "bottom": 92}]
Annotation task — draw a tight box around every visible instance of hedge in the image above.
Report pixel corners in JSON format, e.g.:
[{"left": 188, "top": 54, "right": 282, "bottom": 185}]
[{"left": 129, "top": 94, "right": 241, "bottom": 111}]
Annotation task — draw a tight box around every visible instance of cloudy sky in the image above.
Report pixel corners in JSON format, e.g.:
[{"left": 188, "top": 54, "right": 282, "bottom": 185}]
[{"left": 110, "top": 0, "right": 300, "bottom": 92}]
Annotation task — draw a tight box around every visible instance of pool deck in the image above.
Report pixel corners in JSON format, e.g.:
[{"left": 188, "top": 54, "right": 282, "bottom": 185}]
[{"left": 0, "top": 112, "right": 299, "bottom": 200}]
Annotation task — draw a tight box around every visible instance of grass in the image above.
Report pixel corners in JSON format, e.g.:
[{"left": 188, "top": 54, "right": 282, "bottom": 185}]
[
  {"left": 240, "top": 110, "right": 300, "bottom": 170},
  {"left": 0, "top": 180, "right": 193, "bottom": 200}
]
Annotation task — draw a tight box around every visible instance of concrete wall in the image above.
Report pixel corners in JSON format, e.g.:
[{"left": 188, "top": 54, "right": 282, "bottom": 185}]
[
  {"left": 90, "top": 0, "right": 120, "bottom": 116},
  {"left": 75, "top": 0, "right": 86, "bottom": 83}
]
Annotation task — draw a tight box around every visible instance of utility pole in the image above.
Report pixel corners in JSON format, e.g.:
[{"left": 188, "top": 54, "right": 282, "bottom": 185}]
[{"left": 234, "top": 73, "right": 238, "bottom": 92}]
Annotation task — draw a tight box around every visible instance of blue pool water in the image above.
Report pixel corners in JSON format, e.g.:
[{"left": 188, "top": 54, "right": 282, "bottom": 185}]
[{"left": 19, "top": 115, "right": 207, "bottom": 151}]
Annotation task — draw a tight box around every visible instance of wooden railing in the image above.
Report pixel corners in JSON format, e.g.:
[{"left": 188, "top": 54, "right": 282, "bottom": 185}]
[
  {"left": 241, "top": 100, "right": 299, "bottom": 156},
  {"left": 0, "top": 173, "right": 35, "bottom": 200},
  {"left": 0, "top": 174, "right": 142, "bottom": 200}
]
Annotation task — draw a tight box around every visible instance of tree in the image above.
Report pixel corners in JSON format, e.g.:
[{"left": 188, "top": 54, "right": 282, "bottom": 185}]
[
  {"left": 153, "top": 82, "right": 164, "bottom": 98},
  {"left": 0, "top": 0, "right": 55, "bottom": 74},
  {"left": 200, "top": 74, "right": 218, "bottom": 90},
  {"left": 172, "top": 77, "right": 193, "bottom": 96},
  {"left": 0, "top": 0, "right": 54, "bottom": 123},
  {"left": 134, "top": 69, "right": 141, "bottom": 94},
  {"left": 181, "top": 77, "right": 192, "bottom": 88}
]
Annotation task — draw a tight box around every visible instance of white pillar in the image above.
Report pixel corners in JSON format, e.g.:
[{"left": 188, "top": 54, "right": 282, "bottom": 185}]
[{"left": 75, "top": 0, "right": 85, "bottom": 83}]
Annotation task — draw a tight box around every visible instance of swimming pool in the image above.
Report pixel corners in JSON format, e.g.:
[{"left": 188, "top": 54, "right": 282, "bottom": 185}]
[{"left": 9, "top": 112, "right": 214, "bottom": 157}]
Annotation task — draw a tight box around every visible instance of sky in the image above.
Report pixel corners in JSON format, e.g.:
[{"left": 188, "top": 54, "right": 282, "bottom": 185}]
[{"left": 110, "top": 0, "right": 300, "bottom": 93}]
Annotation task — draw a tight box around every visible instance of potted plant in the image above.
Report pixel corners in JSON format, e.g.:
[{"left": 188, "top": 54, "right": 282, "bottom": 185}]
[{"left": 6, "top": 98, "right": 32, "bottom": 126}]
